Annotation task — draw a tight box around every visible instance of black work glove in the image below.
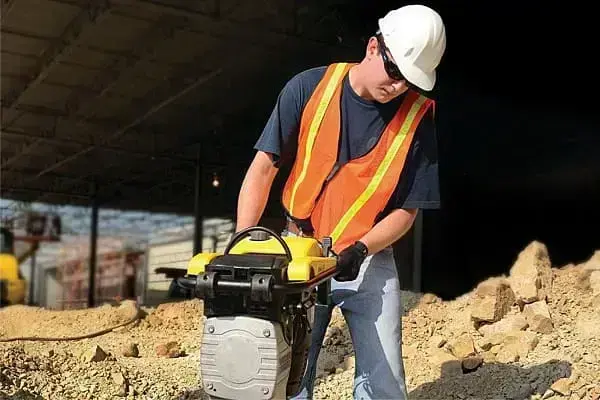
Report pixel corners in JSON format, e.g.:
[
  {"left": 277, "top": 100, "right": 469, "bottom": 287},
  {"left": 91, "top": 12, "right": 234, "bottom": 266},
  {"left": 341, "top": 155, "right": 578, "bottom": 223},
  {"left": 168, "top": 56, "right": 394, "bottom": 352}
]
[{"left": 334, "top": 241, "right": 369, "bottom": 282}]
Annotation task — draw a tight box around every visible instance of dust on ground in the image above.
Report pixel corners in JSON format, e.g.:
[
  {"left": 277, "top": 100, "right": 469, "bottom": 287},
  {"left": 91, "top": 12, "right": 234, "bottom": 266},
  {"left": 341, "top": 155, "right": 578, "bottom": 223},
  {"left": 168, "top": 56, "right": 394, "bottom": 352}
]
[{"left": 1, "top": 244, "right": 599, "bottom": 400}]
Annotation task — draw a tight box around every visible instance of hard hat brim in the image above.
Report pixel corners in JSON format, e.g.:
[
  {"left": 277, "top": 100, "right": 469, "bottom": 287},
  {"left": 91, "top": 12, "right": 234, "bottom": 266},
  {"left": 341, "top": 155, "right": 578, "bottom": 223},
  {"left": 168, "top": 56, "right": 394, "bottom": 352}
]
[
  {"left": 378, "top": 33, "right": 437, "bottom": 91},
  {"left": 378, "top": 31, "right": 437, "bottom": 91},
  {"left": 396, "top": 59, "right": 436, "bottom": 91}
]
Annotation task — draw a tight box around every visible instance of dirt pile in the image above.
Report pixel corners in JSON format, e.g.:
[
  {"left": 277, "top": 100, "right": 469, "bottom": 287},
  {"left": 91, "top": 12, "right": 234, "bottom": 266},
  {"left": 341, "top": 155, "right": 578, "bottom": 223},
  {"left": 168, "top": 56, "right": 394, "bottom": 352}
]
[
  {"left": 0, "top": 301, "right": 138, "bottom": 340},
  {"left": 0, "top": 300, "right": 207, "bottom": 400},
  {"left": 1, "top": 241, "right": 599, "bottom": 400},
  {"left": 311, "top": 242, "right": 600, "bottom": 400}
]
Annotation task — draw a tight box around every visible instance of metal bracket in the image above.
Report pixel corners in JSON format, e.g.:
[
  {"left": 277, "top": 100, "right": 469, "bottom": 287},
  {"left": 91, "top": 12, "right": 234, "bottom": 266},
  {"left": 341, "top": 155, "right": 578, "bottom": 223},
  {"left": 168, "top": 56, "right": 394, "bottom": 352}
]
[
  {"left": 321, "top": 236, "right": 332, "bottom": 256},
  {"left": 250, "top": 273, "right": 273, "bottom": 303},
  {"left": 196, "top": 271, "right": 218, "bottom": 299}
]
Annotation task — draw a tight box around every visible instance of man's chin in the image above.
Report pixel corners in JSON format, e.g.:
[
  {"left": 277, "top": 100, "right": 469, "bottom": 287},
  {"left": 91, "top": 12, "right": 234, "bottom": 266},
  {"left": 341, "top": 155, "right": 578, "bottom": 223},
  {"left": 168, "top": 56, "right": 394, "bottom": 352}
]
[{"left": 375, "top": 94, "right": 394, "bottom": 104}]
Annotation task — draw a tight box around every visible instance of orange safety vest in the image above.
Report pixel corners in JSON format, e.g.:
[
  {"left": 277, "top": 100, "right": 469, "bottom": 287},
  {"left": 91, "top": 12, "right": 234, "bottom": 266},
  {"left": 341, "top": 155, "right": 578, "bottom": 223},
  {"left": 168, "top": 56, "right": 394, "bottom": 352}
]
[{"left": 282, "top": 62, "right": 434, "bottom": 253}]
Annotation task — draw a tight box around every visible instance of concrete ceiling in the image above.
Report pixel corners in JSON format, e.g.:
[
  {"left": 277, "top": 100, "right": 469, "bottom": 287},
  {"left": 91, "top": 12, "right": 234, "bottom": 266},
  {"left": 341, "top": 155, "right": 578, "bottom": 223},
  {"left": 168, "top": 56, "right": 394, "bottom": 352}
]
[
  {"left": 1, "top": 0, "right": 369, "bottom": 216},
  {"left": 2, "top": 0, "right": 599, "bottom": 219}
]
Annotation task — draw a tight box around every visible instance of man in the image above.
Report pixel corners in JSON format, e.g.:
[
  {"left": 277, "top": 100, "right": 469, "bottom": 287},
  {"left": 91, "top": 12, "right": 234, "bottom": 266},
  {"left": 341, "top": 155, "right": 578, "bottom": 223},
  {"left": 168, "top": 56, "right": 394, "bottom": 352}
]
[{"left": 236, "top": 4, "right": 446, "bottom": 399}]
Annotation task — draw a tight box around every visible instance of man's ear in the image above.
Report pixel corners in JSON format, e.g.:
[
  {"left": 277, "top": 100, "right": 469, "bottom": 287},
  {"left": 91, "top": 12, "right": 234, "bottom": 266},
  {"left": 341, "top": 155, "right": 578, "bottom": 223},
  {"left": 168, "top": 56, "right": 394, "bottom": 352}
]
[{"left": 366, "top": 36, "right": 379, "bottom": 59}]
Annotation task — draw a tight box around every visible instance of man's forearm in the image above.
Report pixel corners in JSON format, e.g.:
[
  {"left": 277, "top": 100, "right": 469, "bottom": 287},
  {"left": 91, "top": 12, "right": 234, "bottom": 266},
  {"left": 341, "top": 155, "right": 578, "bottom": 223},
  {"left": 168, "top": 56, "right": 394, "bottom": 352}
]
[
  {"left": 236, "top": 151, "right": 278, "bottom": 231},
  {"left": 359, "top": 208, "right": 418, "bottom": 255}
]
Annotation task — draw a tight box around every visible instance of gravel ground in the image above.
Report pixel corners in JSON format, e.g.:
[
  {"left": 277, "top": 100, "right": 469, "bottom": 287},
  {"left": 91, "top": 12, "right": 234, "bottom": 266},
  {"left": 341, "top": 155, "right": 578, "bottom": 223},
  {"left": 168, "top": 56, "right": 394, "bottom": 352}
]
[{"left": 1, "top": 245, "right": 599, "bottom": 400}]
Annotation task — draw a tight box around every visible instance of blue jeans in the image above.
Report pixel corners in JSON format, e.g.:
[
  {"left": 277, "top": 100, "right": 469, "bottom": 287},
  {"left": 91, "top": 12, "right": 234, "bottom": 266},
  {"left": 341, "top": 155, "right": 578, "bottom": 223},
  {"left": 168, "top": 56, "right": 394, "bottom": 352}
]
[{"left": 289, "top": 246, "right": 408, "bottom": 400}]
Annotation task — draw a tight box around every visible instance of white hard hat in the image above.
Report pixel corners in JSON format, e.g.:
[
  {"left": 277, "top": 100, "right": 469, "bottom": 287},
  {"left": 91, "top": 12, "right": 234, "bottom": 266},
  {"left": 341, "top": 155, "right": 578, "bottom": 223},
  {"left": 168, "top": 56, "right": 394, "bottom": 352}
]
[{"left": 378, "top": 4, "right": 446, "bottom": 91}]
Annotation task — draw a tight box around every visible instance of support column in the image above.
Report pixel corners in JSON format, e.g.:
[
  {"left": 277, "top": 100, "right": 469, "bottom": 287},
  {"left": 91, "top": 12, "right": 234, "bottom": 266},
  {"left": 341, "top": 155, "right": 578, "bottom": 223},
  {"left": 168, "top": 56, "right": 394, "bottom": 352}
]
[
  {"left": 88, "top": 182, "right": 99, "bottom": 308},
  {"left": 193, "top": 151, "right": 203, "bottom": 255},
  {"left": 28, "top": 251, "right": 36, "bottom": 305}
]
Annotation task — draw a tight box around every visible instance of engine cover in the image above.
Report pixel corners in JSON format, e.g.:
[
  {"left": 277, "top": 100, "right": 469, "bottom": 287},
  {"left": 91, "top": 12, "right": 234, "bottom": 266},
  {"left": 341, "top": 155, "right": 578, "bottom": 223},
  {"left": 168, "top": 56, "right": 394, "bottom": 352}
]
[{"left": 200, "top": 316, "right": 292, "bottom": 400}]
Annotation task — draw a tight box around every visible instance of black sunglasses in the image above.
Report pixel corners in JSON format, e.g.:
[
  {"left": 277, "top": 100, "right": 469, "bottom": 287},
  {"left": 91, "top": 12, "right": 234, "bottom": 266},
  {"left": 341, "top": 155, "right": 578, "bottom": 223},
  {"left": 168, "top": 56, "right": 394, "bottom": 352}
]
[{"left": 376, "top": 33, "right": 406, "bottom": 82}]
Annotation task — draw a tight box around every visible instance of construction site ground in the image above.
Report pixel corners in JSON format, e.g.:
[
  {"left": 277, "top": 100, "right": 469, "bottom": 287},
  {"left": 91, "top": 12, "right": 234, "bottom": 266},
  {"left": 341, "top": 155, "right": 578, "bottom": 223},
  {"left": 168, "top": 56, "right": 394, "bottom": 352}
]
[{"left": 1, "top": 242, "right": 599, "bottom": 400}]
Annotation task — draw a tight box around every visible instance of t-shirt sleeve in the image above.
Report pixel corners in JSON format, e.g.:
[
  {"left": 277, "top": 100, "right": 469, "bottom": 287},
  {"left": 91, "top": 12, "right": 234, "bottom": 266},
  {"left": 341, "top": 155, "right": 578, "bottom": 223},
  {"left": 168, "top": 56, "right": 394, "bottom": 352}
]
[
  {"left": 389, "top": 107, "right": 441, "bottom": 210},
  {"left": 253, "top": 73, "right": 305, "bottom": 168}
]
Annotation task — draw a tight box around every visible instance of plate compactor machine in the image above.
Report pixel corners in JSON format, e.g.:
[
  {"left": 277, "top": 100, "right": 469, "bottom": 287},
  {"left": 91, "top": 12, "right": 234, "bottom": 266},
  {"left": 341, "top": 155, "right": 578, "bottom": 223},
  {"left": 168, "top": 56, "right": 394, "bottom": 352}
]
[{"left": 176, "top": 226, "right": 339, "bottom": 400}]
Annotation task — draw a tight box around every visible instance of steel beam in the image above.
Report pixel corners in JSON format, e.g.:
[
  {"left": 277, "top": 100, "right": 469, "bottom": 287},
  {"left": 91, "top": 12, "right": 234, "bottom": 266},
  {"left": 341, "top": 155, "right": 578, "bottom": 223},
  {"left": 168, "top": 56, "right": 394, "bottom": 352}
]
[
  {"left": 0, "top": 26, "right": 52, "bottom": 41},
  {"left": 0, "top": 26, "right": 206, "bottom": 72},
  {"left": 0, "top": 186, "right": 91, "bottom": 200},
  {"left": 2, "top": 1, "right": 113, "bottom": 120},
  {"left": 0, "top": 103, "right": 192, "bottom": 140},
  {"left": 111, "top": 0, "right": 349, "bottom": 49},
  {"left": 14, "top": 116, "right": 248, "bottom": 206},
  {"left": 0, "top": 49, "right": 145, "bottom": 74},
  {"left": 74, "top": 127, "right": 252, "bottom": 198},
  {"left": 63, "top": 14, "right": 191, "bottom": 120},
  {"left": 28, "top": 252, "right": 36, "bottom": 305},
  {"left": 91, "top": 155, "right": 247, "bottom": 207},
  {"left": 0, "top": 74, "right": 172, "bottom": 118},
  {"left": 88, "top": 154, "right": 248, "bottom": 207},
  {"left": 1, "top": 0, "right": 18, "bottom": 24},
  {"left": 0, "top": 1, "right": 113, "bottom": 179},
  {"left": 29, "top": 70, "right": 221, "bottom": 179},
  {"left": 1, "top": 168, "right": 91, "bottom": 183},
  {"left": 47, "top": 75, "right": 268, "bottom": 197},
  {"left": 88, "top": 181, "right": 99, "bottom": 308},
  {"left": 2, "top": 128, "right": 195, "bottom": 164},
  {"left": 0, "top": 114, "right": 62, "bottom": 172},
  {"left": 193, "top": 150, "right": 203, "bottom": 254},
  {"left": 0, "top": 140, "right": 42, "bottom": 169},
  {"left": 1, "top": 2, "right": 341, "bottom": 56},
  {"left": 1, "top": 169, "right": 92, "bottom": 191},
  {"left": 26, "top": 64, "right": 226, "bottom": 204},
  {"left": 28, "top": 67, "right": 222, "bottom": 183}
]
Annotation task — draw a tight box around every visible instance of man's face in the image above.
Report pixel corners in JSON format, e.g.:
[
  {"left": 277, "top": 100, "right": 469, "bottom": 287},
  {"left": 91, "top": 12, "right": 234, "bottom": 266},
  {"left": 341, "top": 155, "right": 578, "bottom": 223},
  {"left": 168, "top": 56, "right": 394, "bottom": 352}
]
[{"left": 366, "top": 36, "right": 410, "bottom": 103}]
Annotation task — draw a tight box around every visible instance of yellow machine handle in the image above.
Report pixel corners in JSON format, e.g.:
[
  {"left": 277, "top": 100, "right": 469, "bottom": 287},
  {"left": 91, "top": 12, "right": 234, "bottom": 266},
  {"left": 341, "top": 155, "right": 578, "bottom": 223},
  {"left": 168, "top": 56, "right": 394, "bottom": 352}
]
[
  {"left": 185, "top": 226, "right": 337, "bottom": 282},
  {"left": 224, "top": 226, "right": 294, "bottom": 260}
]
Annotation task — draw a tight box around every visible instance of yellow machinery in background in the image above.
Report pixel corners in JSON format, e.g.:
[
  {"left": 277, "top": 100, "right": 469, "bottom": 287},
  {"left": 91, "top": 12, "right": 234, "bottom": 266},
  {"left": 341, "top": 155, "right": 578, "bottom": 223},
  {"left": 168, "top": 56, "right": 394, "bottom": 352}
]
[
  {"left": 0, "top": 212, "right": 60, "bottom": 307},
  {"left": 176, "top": 226, "right": 339, "bottom": 400},
  {"left": 0, "top": 227, "right": 26, "bottom": 307}
]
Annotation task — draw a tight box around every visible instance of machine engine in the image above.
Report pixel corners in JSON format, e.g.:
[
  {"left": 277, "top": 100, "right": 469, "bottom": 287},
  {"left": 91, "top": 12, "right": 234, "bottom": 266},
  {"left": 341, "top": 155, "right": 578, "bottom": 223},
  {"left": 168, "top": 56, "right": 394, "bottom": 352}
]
[{"left": 177, "top": 226, "right": 337, "bottom": 400}]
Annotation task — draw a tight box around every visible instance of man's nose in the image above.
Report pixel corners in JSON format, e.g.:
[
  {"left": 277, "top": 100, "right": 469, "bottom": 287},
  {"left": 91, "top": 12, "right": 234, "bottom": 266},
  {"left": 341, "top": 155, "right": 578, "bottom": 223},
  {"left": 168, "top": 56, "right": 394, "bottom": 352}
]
[{"left": 391, "top": 80, "right": 406, "bottom": 91}]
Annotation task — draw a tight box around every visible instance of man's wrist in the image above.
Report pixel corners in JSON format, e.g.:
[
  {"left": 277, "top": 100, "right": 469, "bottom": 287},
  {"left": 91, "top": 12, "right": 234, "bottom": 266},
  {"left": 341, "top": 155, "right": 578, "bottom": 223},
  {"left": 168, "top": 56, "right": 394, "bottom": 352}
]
[{"left": 354, "top": 240, "right": 369, "bottom": 257}]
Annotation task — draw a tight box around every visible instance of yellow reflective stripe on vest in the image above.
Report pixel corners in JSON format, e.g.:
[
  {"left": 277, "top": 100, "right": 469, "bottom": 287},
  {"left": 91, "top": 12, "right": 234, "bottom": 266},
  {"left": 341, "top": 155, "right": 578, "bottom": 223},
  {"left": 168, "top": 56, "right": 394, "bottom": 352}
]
[
  {"left": 289, "top": 63, "right": 348, "bottom": 213},
  {"left": 330, "top": 95, "right": 428, "bottom": 243}
]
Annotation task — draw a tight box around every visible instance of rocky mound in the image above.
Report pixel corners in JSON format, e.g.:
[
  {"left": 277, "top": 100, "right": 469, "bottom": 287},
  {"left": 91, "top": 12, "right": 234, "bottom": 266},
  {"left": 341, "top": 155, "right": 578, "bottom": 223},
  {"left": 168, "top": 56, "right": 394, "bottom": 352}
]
[
  {"left": 1, "top": 242, "right": 599, "bottom": 400},
  {"left": 0, "top": 300, "right": 207, "bottom": 400},
  {"left": 311, "top": 243, "right": 600, "bottom": 400}
]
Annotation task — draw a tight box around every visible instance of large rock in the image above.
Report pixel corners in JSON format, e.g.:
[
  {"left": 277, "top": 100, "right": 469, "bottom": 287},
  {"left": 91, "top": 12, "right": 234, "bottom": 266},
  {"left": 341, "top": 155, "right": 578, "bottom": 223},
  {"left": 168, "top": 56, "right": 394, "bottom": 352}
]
[
  {"left": 478, "top": 314, "right": 528, "bottom": 336},
  {"left": 582, "top": 250, "right": 600, "bottom": 271},
  {"left": 502, "top": 330, "right": 540, "bottom": 359},
  {"left": 522, "top": 300, "right": 553, "bottom": 333},
  {"left": 488, "top": 330, "right": 538, "bottom": 363},
  {"left": 81, "top": 345, "right": 108, "bottom": 363},
  {"left": 428, "top": 348, "right": 462, "bottom": 375},
  {"left": 471, "top": 278, "right": 515, "bottom": 323},
  {"left": 589, "top": 271, "right": 600, "bottom": 296},
  {"left": 155, "top": 341, "right": 183, "bottom": 358},
  {"left": 461, "top": 355, "right": 483, "bottom": 371},
  {"left": 447, "top": 333, "right": 476, "bottom": 358},
  {"left": 496, "top": 345, "right": 520, "bottom": 363},
  {"left": 478, "top": 330, "right": 539, "bottom": 360},
  {"left": 508, "top": 241, "right": 553, "bottom": 305}
]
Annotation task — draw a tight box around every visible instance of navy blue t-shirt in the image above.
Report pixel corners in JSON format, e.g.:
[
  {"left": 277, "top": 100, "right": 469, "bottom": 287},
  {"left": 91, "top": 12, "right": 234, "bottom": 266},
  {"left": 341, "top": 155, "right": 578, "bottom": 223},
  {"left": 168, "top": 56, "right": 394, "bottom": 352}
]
[{"left": 254, "top": 66, "right": 441, "bottom": 217}]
